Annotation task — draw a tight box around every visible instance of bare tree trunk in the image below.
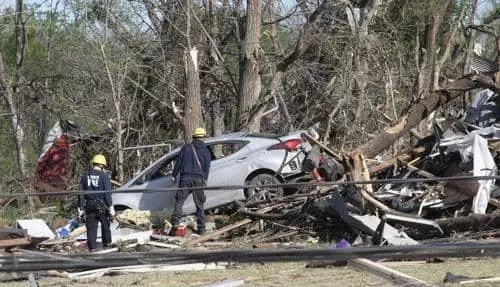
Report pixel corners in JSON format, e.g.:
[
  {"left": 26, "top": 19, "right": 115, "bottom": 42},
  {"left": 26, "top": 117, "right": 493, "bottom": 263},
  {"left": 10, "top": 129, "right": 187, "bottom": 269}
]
[
  {"left": 462, "top": 0, "right": 479, "bottom": 106},
  {"left": 244, "top": 0, "right": 333, "bottom": 132},
  {"left": 236, "top": 0, "right": 262, "bottom": 132},
  {"left": 211, "top": 97, "right": 224, "bottom": 137},
  {"left": 346, "top": 0, "right": 381, "bottom": 127},
  {"left": 0, "top": 0, "right": 28, "bottom": 177},
  {"left": 415, "top": 0, "right": 451, "bottom": 135},
  {"left": 101, "top": 45, "right": 127, "bottom": 183},
  {"left": 182, "top": 0, "right": 202, "bottom": 142},
  {"left": 183, "top": 47, "right": 202, "bottom": 142},
  {"left": 206, "top": 0, "right": 225, "bottom": 137}
]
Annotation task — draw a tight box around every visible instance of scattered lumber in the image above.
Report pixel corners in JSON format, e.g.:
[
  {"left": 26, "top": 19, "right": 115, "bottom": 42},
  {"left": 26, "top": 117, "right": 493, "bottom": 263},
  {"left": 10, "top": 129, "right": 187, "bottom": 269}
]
[
  {"left": 185, "top": 218, "right": 252, "bottom": 248},
  {"left": 185, "top": 207, "right": 273, "bottom": 248}
]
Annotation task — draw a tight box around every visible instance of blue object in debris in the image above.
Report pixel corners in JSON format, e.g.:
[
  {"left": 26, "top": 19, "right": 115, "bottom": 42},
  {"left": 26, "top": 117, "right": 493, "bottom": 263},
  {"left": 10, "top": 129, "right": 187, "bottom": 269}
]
[{"left": 56, "top": 218, "right": 80, "bottom": 239}]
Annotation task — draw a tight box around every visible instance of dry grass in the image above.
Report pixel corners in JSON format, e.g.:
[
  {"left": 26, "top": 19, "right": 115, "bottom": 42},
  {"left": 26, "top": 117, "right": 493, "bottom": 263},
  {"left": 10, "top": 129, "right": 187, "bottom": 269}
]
[{"left": 3, "top": 257, "right": 500, "bottom": 287}]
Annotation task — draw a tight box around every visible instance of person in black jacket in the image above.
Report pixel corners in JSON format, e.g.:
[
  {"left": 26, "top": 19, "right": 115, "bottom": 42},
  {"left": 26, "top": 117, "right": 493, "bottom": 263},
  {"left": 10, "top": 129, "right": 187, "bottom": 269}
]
[
  {"left": 171, "top": 127, "right": 211, "bottom": 234},
  {"left": 78, "top": 154, "right": 114, "bottom": 252}
]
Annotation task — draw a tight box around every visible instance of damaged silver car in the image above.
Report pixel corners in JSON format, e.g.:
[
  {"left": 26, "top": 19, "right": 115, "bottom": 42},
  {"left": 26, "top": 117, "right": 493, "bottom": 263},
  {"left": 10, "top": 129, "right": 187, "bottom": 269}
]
[{"left": 113, "top": 131, "right": 311, "bottom": 213}]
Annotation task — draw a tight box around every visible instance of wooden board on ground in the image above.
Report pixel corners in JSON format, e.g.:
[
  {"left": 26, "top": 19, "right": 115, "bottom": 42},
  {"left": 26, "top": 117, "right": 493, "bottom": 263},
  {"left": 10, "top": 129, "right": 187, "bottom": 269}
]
[
  {"left": 0, "top": 238, "right": 31, "bottom": 249},
  {"left": 348, "top": 258, "right": 434, "bottom": 287}
]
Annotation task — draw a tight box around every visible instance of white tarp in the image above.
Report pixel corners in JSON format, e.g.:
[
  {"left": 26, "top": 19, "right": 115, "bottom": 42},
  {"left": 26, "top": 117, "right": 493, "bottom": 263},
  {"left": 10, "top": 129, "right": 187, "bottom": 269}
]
[
  {"left": 440, "top": 132, "right": 497, "bottom": 214},
  {"left": 471, "top": 135, "right": 496, "bottom": 214}
]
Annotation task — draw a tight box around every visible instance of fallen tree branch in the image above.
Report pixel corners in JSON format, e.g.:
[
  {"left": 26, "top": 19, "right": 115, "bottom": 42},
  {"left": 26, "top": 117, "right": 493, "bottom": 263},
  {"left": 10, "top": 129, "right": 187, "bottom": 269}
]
[{"left": 352, "top": 74, "right": 484, "bottom": 158}]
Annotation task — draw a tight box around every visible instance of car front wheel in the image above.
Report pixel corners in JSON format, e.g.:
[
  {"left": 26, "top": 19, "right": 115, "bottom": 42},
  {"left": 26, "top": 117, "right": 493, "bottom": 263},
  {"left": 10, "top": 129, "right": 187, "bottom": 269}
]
[{"left": 245, "top": 173, "right": 284, "bottom": 202}]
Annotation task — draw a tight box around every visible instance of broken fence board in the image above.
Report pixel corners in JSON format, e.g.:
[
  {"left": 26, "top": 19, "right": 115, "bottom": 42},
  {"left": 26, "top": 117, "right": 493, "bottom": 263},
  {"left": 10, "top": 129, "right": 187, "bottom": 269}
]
[{"left": 348, "top": 258, "right": 433, "bottom": 287}]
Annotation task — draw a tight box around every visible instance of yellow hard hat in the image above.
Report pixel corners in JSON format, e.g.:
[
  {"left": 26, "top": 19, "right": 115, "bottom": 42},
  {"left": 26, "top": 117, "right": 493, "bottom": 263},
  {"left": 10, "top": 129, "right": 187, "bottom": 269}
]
[
  {"left": 91, "top": 154, "right": 107, "bottom": 166},
  {"left": 193, "top": 127, "right": 207, "bottom": 138}
]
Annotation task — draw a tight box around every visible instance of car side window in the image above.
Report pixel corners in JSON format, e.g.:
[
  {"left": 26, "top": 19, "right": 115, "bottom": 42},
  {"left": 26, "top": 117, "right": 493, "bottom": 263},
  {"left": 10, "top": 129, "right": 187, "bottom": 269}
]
[
  {"left": 209, "top": 141, "right": 249, "bottom": 160},
  {"left": 134, "top": 155, "right": 178, "bottom": 185}
]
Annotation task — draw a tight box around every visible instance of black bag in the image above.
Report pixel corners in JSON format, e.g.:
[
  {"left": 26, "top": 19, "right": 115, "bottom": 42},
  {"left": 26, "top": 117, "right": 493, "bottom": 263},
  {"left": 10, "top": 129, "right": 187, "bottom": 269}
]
[{"left": 318, "top": 158, "right": 343, "bottom": 181}]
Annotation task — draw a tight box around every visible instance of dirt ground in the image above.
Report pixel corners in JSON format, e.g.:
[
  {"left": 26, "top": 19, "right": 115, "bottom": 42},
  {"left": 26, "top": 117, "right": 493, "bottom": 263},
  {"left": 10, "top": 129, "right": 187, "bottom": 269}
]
[{"left": 2, "top": 257, "right": 500, "bottom": 287}]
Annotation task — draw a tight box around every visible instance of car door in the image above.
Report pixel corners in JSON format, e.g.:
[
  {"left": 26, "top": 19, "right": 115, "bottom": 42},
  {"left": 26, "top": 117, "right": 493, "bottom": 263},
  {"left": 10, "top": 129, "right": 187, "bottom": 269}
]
[
  {"left": 121, "top": 153, "right": 179, "bottom": 212},
  {"left": 202, "top": 140, "right": 252, "bottom": 209}
]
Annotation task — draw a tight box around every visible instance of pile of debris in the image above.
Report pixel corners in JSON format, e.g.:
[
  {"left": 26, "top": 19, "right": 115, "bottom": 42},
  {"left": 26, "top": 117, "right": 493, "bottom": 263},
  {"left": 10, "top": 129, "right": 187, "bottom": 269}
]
[
  {"left": 166, "top": 89, "right": 500, "bottom": 249},
  {"left": 191, "top": 90, "right": 498, "bottom": 246},
  {"left": 0, "top": 89, "right": 498, "bottom": 285}
]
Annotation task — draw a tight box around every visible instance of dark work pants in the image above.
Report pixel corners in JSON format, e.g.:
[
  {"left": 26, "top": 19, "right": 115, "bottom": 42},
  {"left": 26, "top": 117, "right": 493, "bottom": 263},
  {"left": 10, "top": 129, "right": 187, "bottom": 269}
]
[
  {"left": 172, "top": 177, "right": 206, "bottom": 232},
  {"left": 85, "top": 208, "right": 112, "bottom": 251}
]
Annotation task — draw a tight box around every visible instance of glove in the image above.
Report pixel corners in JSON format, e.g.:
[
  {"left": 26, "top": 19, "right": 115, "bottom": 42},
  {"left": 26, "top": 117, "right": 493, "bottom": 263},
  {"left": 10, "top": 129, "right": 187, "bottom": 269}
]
[
  {"left": 77, "top": 208, "right": 85, "bottom": 218},
  {"left": 171, "top": 175, "right": 176, "bottom": 183},
  {"left": 77, "top": 208, "right": 86, "bottom": 222},
  {"left": 108, "top": 206, "right": 115, "bottom": 217}
]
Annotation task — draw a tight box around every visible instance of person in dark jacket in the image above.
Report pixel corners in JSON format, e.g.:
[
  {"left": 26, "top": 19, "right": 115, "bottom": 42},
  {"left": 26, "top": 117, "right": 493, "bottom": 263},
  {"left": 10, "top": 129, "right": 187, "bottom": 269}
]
[
  {"left": 171, "top": 127, "right": 211, "bottom": 234},
  {"left": 78, "top": 154, "right": 114, "bottom": 252}
]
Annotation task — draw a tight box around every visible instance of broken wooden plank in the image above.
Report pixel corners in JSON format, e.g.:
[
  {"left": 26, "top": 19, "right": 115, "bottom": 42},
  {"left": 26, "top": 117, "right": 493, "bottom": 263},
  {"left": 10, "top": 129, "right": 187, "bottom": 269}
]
[
  {"left": 146, "top": 241, "right": 181, "bottom": 249},
  {"left": 185, "top": 207, "right": 272, "bottom": 248},
  {"left": 348, "top": 258, "right": 434, "bottom": 287},
  {"left": 185, "top": 218, "right": 252, "bottom": 248},
  {"left": 0, "top": 238, "right": 31, "bottom": 249},
  {"left": 38, "top": 238, "right": 75, "bottom": 246}
]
